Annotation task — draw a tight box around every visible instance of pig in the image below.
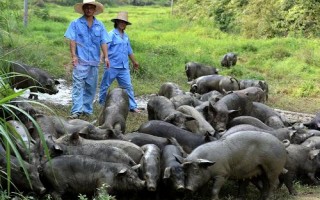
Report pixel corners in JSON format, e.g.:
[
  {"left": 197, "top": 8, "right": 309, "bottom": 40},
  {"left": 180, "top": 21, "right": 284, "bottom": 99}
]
[
  {"left": 198, "top": 90, "right": 224, "bottom": 102},
  {"left": 160, "top": 144, "right": 185, "bottom": 197},
  {"left": 158, "top": 82, "right": 185, "bottom": 99},
  {"left": 41, "top": 155, "right": 145, "bottom": 200},
  {"left": 54, "top": 132, "right": 144, "bottom": 164},
  {"left": 49, "top": 116, "right": 92, "bottom": 136},
  {"left": 230, "top": 86, "right": 267, "bottom": 103},
  {"left": 207, "top": 92, "right": 253, "bottom": 132},
  {"left": 138, "top": 120, "right": 215, "bottom": 153},
  {"left": 147, "top": 95, "right": 194, "bottom": 130},
  {"left": 43, "top": 136, "right": 136, "bottom": 166},
  {"left": 139, "top": 144, "right": 161, "bottom": 191},
  {"left": 189, "top": 75, "right": 223, "bottom": 94},
  {"left": 78, "top": 124, "right": 123, "bottom": 140},
  {"left": 9, "top": 61, "right": 60, "bottom": 100},
  {"left": 227, "top": 115, "right": 275, "bottom": 131},
  {"left": 239, "top": 79, "right": 269, "bottom": 100},
  {"left": 304, "top": 112, "right": 320, "bottom": 130},
  {"left": 98, "top": 87, "right": 129, "bottom": 134},
  {"left": 8, "top": 97, "right": 40, "bottom": 130},
  {"left": 220, "top": 52, "right": 237, "bottom": 68},
  {"left": 300, "top": 129, "right": 320, "bottom": 137},
  {"left": 185, "top": 61, "right": 219, "bottom": 82},
  {"left": 190, "top": 75, "right": 239, "bottom": 94},
  {"left": 218, "top": 76, "right": 240, "bottom": 92},
  {"left": 29, "top": 114, "right": 62, "bottom": 141},
  {"left": 247, "top": 102, "right": 286, "bottom": 129},
  {"left": 0, "top": 144, "right": 46, "bottom": 195},
  {"left": 223, "top": 124, "right": 310, "bottom": 144},
  {"left": 177, "top": 131, "right": 287, "bottom": 200},
  {"left": 170, "top": 94, "right": 202, "bottom": 109},
  {"left": 301, "top": 136, "right": 320, "bottom": 149},
  {"left": 279, "top": 144, "right": 320, "bottom": 195},
  {"left": 7, "top": 120, "right": 36, "bottom": 164},
  {"left": 123, "top": 132, "right": 171, "bottom": 150},
  {"left": 176, "top": 105, "right": 216, "bottom": 137}
]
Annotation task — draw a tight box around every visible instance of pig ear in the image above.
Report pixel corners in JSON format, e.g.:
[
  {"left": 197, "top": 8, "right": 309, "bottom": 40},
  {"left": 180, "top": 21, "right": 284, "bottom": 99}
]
[
  {"left": 105, "top": 129, "right": 115, "bottom": 139},
  {"left": 309, "top": 149, "right": 320, "bottom": 160},
  {"left": 288, "top": 130, "right": 296, "bottom": 139},
  {"left": 53, "top": 144, "right": 63, "bottom": 154},
  {"left": 191, "top": 84, "right": 197, "bottom": 90},
  {"left": 163, "top": 167, "right": 171, "bottom": 179},
  {"left": 45, "top": 79, "right": 54, "bottom": 87},
  {"left": 173, "top": 153, "right": 184, "bottom": 164},
  {"left": 131, "top": 164, "right": 141, "bottom": 171},
  {"left": 164, "top": 114, "right": 175, "bottom": 123},
  {"left": 182, "top": 161, "right": 192, "bottom": 167},
  {"left": 228, "top": 109, "right": 239, "bottom": 115},
  {"left": 185, "top": 114, "right": 195, "bottom": 121},
  {"left": 228, "top": 109, "right": 240, "bottom": 119},
  {"left": 118, "top": 168, "right": 128, "bottom": 175},
  {"left": 196, "top": 159, "right": 215, "bottom": 168}
]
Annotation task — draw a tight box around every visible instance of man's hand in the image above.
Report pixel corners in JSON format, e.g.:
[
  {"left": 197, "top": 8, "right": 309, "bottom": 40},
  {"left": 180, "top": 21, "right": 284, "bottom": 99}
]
[
  {"left": 72, "top": 56, "right": 78, "bottom": 67},
  {"left": 133, "top": 61, "right": 139, "bottom": 70},
  {"left": 104, "top": 58, "right": 110, "bottom": 68}
]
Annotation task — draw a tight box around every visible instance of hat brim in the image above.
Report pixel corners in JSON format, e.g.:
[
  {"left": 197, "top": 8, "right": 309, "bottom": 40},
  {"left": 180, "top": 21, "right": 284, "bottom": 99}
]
[
  {"left": 74, "top": 2, "right": 104, "bottom": 15},
  {"left": 111, "top": 18, "right": 132, "bottom": 25}
]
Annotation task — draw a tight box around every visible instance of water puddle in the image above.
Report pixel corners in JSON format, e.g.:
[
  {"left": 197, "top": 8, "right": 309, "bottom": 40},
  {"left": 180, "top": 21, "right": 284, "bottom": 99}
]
[{"left": 16, "top": 78, "right": 151, "bottom": 109}]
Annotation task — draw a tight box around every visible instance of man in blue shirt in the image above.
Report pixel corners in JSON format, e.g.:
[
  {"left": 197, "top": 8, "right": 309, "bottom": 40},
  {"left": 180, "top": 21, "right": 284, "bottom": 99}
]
[
  {"left": 99, "top": 11, "right": 141, "bottom": 113},
  {"left": 64, "top": 0, "right": 111, "bottom": 119}
]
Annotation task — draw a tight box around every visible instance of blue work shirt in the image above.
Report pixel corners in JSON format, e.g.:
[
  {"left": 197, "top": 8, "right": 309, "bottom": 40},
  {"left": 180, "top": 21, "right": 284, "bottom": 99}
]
[
  {"left": 108, "top": 28, "right": 133, "bottom": 69},
  {"left": 64, "top": 16, "right": 111, "bottom": 66}
]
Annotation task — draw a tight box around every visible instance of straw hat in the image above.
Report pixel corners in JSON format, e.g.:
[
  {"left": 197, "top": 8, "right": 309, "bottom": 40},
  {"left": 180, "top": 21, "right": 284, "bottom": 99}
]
[
  {"left": 74, "top": 0, "right": 104, "bottom": 15},
  {"left": 111, "top": 11, "right": 132, "bottom": 25}
]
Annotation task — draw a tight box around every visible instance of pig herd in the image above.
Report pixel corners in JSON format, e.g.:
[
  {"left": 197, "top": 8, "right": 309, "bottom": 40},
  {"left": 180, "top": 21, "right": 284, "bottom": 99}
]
[{"left": 1, "top": 60, "right": 320, "bottom": 200}]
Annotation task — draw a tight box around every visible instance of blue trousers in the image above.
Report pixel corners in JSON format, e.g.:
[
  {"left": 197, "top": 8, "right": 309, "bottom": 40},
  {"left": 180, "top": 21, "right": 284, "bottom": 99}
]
[
  {"left": 99, "top": 67, "right": 137, "bottom": 110},
  {"left": 71, "top": 65, "right": 98, "bottom": 115}
]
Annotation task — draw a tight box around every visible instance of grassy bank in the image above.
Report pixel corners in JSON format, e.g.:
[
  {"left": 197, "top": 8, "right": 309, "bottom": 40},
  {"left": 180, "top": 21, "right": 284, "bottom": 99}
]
[{"left": 2, "top": 5, "right": 320, "bottom": 114}]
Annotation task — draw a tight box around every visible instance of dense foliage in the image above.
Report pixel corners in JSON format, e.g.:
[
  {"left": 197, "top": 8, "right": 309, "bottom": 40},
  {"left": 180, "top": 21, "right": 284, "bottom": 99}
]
[
  {"left": 175, "top": 0, "right": 320, "bottom": 38},
  {"left": 37, "top": 0, "right": 170, "bottom": 6}
]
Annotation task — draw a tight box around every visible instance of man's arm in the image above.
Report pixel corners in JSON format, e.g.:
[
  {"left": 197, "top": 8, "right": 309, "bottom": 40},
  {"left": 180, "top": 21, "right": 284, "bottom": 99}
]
[
  {"left": 70, "top": 40, "right": 78, "bottom": 67},
  {"left": 129, "top": 54, "right": 139, "bottom": 70},
  {"left": 101, "top": 43, "right": 110, "bottom": 68}
]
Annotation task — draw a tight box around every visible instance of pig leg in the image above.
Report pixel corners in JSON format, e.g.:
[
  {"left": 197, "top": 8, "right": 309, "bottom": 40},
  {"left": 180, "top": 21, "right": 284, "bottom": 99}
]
[
  {"left": 282, "top": 172, "right": 297, "bottom": 195},
  {"left": 263, "top": 173, "right": 280, "bottom": 200},
  {"left": 237, "top": 179, "right": 249, "bottom": 199},
  {"left": 307, "top": 172, "right": 320, "bottom": 185},
  {"left": 211, "top": 176, "right": 227, "bottom": 200},
  {"left": 29, "top": 88, "right": 39, "bottom": 100},
  {"left": 51, "top": 191, "right": 63, "bottom": 200}
]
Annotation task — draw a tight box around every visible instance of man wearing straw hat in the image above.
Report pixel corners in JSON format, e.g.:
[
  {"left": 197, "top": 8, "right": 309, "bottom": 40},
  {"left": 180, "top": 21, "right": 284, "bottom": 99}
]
[
  {"left": 99, "top": 11, "right": 141, "bottom": 113},
  {"left": 64, "top": 0, "right": 111, "bottom": 119}
]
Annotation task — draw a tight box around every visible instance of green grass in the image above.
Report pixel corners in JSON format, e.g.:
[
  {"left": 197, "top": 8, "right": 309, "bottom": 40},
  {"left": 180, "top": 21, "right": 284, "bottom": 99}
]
[{"left": 3, "top": 5, "right": 320, "bottom": 115}]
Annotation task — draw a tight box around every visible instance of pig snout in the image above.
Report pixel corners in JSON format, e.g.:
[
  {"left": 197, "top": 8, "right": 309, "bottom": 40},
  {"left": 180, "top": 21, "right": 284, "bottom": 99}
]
[
  {"left": 185, "top": 186, "right": 194, "bottom": 193},
  {"left": 176, "top": 185, "right": 185, "bottom": 192},
  {"left": 217, "top": 128, "right": 225, "bottom": 133},
  {"left": 216, "top": 123, "right": 226, "bottom": 133},
  {"left": 141, "top": 180, "right": 147, "bottom": 188},
  {"left": 48, "top": 87, "right": 59, "bottom": 94},
  {"left": 35, "top": 186, "right": 47, "bottom": 195},
  {"left": 147, "top": 183, "right": 157, "bottom": 192}
]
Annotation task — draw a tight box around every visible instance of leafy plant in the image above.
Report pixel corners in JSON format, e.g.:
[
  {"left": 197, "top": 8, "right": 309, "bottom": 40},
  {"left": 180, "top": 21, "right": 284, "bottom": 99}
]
[{"left": 0, "top": 62, "right": 52, "bottom": 197}]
